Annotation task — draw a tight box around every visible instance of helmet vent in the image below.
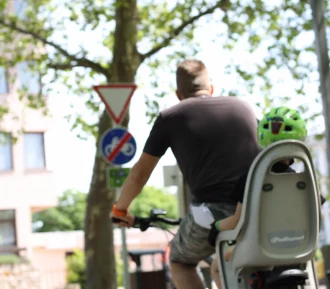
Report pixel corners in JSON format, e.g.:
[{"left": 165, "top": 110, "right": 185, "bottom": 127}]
[
  {"left": 284, "top": 125, "right": 292, "bottom": 131},
  {"left": 271, "top": 122, "right": 282, "bottom": 134}
]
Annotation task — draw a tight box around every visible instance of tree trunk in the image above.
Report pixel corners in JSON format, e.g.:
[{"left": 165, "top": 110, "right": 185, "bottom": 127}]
[{"left": 85, "top": 1, "right": 141, "bottom": 289}]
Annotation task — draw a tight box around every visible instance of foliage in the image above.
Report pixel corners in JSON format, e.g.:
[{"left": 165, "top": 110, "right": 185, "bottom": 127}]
[
  {"left": 130, "top": 186, "right": 178, "bottom": 220},
  {"left": 66, "top": 249, "right": 123, "bottom": 289},
  {"left": 0, "top": 254, "right": 28, "bottom": 265},
  {"left": 33, "top": 186, "right": 177, "bottom": 231},
  {"left": 315, "top": 248, "right": 323, "bottom": 261},
  {"left": 116, "top": 253, "right": 124, "bottom": 288},
  {"left": 0, "top": 0, "right": 327, "bottom": 130},
  {"left": 1, "top": 1, "right": 329, "bottom": 288},
  {"left": 67, "top": 250, "right": 86, "bottom": 289},
  {"left": 33, "top": 189, "right": 86, "bottom": 232}
]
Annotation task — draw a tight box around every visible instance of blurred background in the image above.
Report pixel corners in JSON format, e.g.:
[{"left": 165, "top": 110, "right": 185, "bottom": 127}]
[{"left": 0, "top": 0, "right": 329, "bottom": 289}]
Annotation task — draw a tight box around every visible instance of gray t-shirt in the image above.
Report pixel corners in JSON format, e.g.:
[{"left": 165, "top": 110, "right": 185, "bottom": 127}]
[{"left": 143, "top": 96, "right": 260, "bottom": 204}]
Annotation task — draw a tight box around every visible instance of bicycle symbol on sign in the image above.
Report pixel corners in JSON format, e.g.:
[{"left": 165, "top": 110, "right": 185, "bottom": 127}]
[{"left": 105, "top": 137, "right": 135, "bottom": 157}]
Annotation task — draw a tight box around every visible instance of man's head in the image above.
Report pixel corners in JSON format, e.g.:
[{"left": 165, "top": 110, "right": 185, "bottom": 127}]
[{"left": 176, "top": 59, "right": 214, "bottom": 100}]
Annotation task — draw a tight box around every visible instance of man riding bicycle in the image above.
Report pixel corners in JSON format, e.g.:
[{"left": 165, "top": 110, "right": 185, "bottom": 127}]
[{"left": 111, "top": 59, "right": 260, "bottom": 289}]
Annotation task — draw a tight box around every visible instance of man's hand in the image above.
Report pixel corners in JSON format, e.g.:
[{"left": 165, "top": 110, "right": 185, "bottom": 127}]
[{"left": 110, "top": 211, "right": 135, "bottom": 228}]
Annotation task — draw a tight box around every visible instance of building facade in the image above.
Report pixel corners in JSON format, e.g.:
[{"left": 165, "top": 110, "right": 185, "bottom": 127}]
[{"left": 0, "top": 0, "right": 57, "bottom": 258}]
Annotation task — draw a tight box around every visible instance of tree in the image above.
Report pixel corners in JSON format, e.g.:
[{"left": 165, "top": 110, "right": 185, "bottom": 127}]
[
  {"left": 67, "top": 249, "right": 87, "bottom": 289},
  {"left": 33, "top": 189, "right": 86, "bottom": 232},
  {"left": 130, "top": 186, "right": 178, "bottom": 219},
  {"left": 33, "top": 186, "right": 177, "bottom": 232},
  {"left": 67, "top": 249, "right": 124, "bottom": 289},
  {"left": 0, "top": 1, "right": 329, "bottom": 289},
  {"left": 66, "top": 186, "right": 175, "bottom": 289}
]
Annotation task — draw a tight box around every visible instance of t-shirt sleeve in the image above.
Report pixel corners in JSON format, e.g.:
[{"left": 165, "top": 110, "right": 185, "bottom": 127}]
[
  {"left": 232, "top": 173, "right": 248, "bottom": 203},
  {"left": 143, "top": 114, "right": 170, "bottom": 157}
]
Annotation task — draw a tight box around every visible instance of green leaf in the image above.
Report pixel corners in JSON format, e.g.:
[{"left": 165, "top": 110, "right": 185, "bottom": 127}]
[{"left": 33, "top": 189, "right": 87, "bottom": 232}]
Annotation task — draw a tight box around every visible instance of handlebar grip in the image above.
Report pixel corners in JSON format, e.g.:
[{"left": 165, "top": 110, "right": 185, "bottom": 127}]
[
  {"left": 111, "top": 217, "right": 128, "bottom": 224},
  {"left": 111, "top": 217, "right": 139, "bottom": 226}
]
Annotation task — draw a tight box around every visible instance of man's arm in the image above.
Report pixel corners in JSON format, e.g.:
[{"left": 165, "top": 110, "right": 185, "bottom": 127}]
[
  {"left": 115, "top": 152, "right": 160, "bottom": 211},
  {"left": 111, "top": 113, "right": 170, "bottom": 227},
  {"left": 116, "top": 113, "right": 169, "bottom": 210}
]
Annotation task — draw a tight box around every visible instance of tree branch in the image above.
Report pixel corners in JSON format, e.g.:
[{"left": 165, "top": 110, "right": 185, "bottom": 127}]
[
  {"left": 48, "top": 62, "right": 75, "bottom": 71},
  {"left": 141, "top": 0, "right": 229, "bottom": 60},
  {"left": 48, "top": 59, "right": 108, "bottom": 74},
  {"left": 0, "top": 18, "right": 110, "bottom": 76}
]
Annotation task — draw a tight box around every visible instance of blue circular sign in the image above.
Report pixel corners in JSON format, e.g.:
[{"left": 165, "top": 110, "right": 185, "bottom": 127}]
[{"left": 100, "top": 128, "right": 137, "bottom": 165}]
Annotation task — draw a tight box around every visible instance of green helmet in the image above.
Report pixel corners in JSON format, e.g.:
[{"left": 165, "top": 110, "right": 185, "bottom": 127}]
[{"left": 258, "top": 106, "right": 307, "bottom": 148}]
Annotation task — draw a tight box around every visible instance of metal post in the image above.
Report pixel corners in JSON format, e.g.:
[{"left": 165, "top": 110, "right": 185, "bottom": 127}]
[
  {"left": 163, "top": 165, "right": 189, "bottom": 218},
  {"left": 116, "top": 187, "right": 131, "bottom": 289},
  {"left": 120, "top": 227, "right": 130, "bottom": 289},
  {"left": 113, "top": 121, "right": 131, "bottom": 289},
  {"left": 310, "top": 0, "right": 330, "bottom": 243}
]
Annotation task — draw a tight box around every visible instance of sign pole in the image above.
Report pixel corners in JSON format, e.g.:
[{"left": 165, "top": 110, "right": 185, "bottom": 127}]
[
  {"left": 116, "top": 187, "right": 131, "bottom": 289},
  {"left": 94, "top": 83, "right": 137, "bottom": 289},
  {"left": 100, "top": 126, "right": 135, "bottom": 289},
  {"left": 114, "top": 124, "right": 131, "bottom": 289}
]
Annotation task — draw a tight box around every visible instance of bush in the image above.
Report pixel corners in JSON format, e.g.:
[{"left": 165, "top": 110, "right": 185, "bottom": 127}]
[
  {"left": 116, "top": 253, "right": 123, "bottom": 287},
  {"left": 315, "top": 248, "right": 323, "bottom": 261},
  {"left": 129, "top": 186, "right": 178, "bottom": 229},
  {"left": 67, "top": 250, "right": 86, "bottom": 289},
  {"left": 66, "top": 249, "right": 124, "bottom": 288},
  {"left": 0, "top": 254, "right": 28, "bottom": 265}
]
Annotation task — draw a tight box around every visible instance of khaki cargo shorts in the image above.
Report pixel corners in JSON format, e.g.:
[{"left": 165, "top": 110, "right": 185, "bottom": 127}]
[{"left": 170, "top": 202, "right": 236, "bottom": 266}]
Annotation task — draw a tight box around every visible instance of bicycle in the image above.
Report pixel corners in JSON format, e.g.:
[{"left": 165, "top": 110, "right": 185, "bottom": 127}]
[
  {"left": 113, "top": 206, "right": 315, "bottom": 289},
  {"left": 112, "top": 208, "right": 214, "bottom": 289}
]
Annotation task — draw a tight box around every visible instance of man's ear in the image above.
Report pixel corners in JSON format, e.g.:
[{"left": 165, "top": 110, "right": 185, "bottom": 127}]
[
  {"left": 209, "top": 84, "right": 214, "bottom": 96},
  {"left": 176, "top": 90, "right": 183, "bottom": 101}
]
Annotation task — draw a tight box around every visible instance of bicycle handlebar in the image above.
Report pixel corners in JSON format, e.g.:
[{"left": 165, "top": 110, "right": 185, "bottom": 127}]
[
  {"left": 136, "top": 216, "right": 181, "bottom": 226},
  {"left": 112, "top": 209, "right": 181, "bottom": 232},
  {"left": 112, "top": 210, "right": 213, "bottom": 266}
]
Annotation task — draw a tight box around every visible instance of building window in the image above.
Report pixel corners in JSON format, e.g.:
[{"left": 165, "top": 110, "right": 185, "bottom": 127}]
[
  {"left": 0, "top": 66, "right": 8, "bottom": 94},
  {"left": 0, "top": 133, "right": 13, "bottom": 171},
  {"left": 24, "top": 133, "right": 46, "bottom": 169},
  {"left": 0, "top": 210, "right": 16, "bottom": 248},
  {"left": 17, "top": 61, "right": 41, "bottom": 95}
]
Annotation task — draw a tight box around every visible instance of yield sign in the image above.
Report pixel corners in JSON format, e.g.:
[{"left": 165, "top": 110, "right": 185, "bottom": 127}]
[{"left": 93, "top": 84, "right": 137, "bottom": 125}]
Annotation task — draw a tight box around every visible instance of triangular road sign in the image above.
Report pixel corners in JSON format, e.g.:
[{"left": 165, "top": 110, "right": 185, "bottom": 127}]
[{"left": 93, "top": 84, "right": 137, "bottom": 125}]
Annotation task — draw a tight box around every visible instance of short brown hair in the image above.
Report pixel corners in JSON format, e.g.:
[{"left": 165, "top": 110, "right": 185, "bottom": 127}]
[{"left": 176, "top": 59, "right": 211, "bottom": 98}]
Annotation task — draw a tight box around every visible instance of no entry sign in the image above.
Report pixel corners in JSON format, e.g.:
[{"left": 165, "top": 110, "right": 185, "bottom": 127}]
[{"left": 100, "top": 128, "right": 137, "bottom": 165}]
